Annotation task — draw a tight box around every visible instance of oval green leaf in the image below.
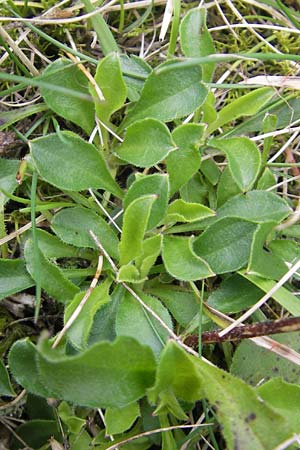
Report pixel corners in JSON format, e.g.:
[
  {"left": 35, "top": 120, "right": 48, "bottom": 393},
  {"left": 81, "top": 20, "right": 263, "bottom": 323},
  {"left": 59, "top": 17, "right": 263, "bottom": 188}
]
[
  {"left": 165, "top": 199, "right": 215, "bottom": 223},
  {"left": 162, "top": 235, "right": 214, "bottom": 281},
  {"left": 115, "top": 119, "right": 175, "bottom": 167},
  {"left": 31, "top": 131, "right": 123, "bottom": 198}
]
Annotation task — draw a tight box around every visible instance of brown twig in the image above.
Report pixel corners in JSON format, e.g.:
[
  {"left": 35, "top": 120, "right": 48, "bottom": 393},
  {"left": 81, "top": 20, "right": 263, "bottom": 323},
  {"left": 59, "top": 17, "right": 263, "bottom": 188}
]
[{"left": 185, "top": 316, "right": 300, "bottom": 347}]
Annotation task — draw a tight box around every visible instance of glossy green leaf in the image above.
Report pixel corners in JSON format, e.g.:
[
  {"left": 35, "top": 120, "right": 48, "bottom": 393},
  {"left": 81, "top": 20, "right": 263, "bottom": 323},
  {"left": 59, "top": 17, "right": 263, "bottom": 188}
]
[
  {"left": 9, "top": 337, "right": 156, "bottom": 408},
  {"left": 119, "top": 195, "right": 157, "bottom": 265},
  {"left": 145, "top": 284, "right": 198, "bottom": 327},
  {"left": 247, "top": 222, "right": 287, "bottom": 280},
  {"left": 258, "top": 379, "right": 300, "bottom": 433},
  {"left": 105, "top": 402, "right": 140, "bottom": 435},
  {"left": 217, "top": 166, "right": 242, "bottom": 207},
  {"left": 207, "top": 87, "right": 274, "bottom": 134},
  {"left": 124, "top": 173, "right": 169, "bottom": 230},
  {"left": 0, "top": 259, "right": 34, "bottom": 300},
  {"left": 165, "top": 199, "right": 215, "bottom": 224},
  {"left": 31, "top": 131, "right": 123, "bottom": 198},
  {"left": 180, "top": 8, "right": 215, "bottom": 82},
  {"left": 40, "top": 58, "right": 95, "bottom": 134},
  {"left": 93, "top": 53, "right": 127, "bottom": 122},
  {"left": 58, "top": 401, "right": 85, "bottom": 434},
  {"left": 24, "top": 239, "right": 79, "bottom": 303},
  {"left": 210, "top": 137, "right": 261, "bottom": 191},
  {"left": 193, "top": 218, "right": 257, "bottom": 274},
  {"left": 167, "top": 123, "right": 203, "bottom": 195},
  {"left": 51, "top": 206, "right": 119, "bottom": 260},
  {"left": 0, "top": 158, "right": 19, "bottom": 206},
  {"left": 64, "top": 281, "right": 111, "bottom": 350},
  {"left": 122, "top": 64, "right": 208, "bottom": 128},
  {"left": 115, "top": 119, "right": 175, "bottom": 167},
  {"left": 135, "top": 234, "right": 162, "bottom": 279},
  {"left": 162, "top": 235, "right": 214, "bottom": 281},
  {"left": 207, "top": 274, "right": 263, "bottom": 314},
  {"left": 116, "top": 291, "right": 173, "bottom": 358},
  {"left": 231, "top": 333, "right": 300, "bottom": 386},
  {"left": 0, "top": 359, "right": 15, "bottom": 396},
  {"left": 240, "top": 273, "right": 300, "bottom": 316},
  {"left": 217, "top": 191, "right": 291, "bottom": 224}
]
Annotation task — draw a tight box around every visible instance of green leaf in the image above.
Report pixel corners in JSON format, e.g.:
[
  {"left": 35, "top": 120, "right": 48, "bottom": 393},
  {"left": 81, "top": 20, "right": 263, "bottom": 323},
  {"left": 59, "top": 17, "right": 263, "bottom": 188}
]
[
  {"left": 40, "top": 59, "right": 95, "bottom": 134},
  {"left": 105, "top": 402, "right": 140, "bottom": 435},
  {"left": 119, "top": 195, "right": 157, "bottom": 265},
  {"left": 210, "top": 137, "right": 261, "bottom": 191},
  {"left": 165, "top": 199, "right": 215, "bottom": 224},
  {"left": 256, "top": 168, "right": 276, "bottom": 190},
  {"left": 51, "top": 206, "right": 119, "bottom": 260},
  {"left": 193, "top": 218, "right": 257, "bottom": 274},
  {"left": 24, "top": 239, "right": 79, "bottom": 303},
  {"left": 64, "top": 281, "right": 111, "bottom": 350},
  {"left": 180, "top": 173, "right": 208, "bottom": 204},
  {"left": 207, "top": 87, "right": 274, "bottom": 134},
  {"left": 167, "top": 123, "right": 204, "bottom": 195},
  {"left": 116, "top": 291, "right": 173, "bottom": 358},
  {"left": 0, "top": 158, "right": 19, "bottom": 206},
  {"left": 180, "top": 8, "right": 215, "bottom": 82},
  {"left": 0, "top": 259, "right": 34, "bottom": 300},
  {"left": 162, "top": 235, "right": 214, "bottom": 281},
  {"left": 115, "top": 119, "right": 175, "bottom": 167},
  {"left": 120, "top": 54, "right": 151, "bottom": 101},
  {"left": 31, "top": 229, "right": 93, "bottom": 259},
  {"left": 207, "top": 274, "right": 264, "bottom": 314},
  {"left": 269, "top": 239, "right": 300, "bottom": 265},
  {"left": 240, "top": 273, "right": 300, "bottom": 316},
  {"left": 200, "top": 159, "right": 221, "bottom": 186},
  {"left": 145, "top": 284, "right": 198, "bottom": 327},
  {"left": 93, "top": 53, "right": 127, "bottom": 122},
  {"left": 11, "top": 420, "right": 62, "bottom": 450},
  {"left": 58, "top": 401, "right": 85, "bottom": 434},
  {"left": 258, "top": 379, "right": 300, "bottom": 433},
  {"left": 135, "top": 234, "right": 162, "bottom": 279},
  {"left": 124, "top": 173, "right": 169, "bottom": 230},
  {"left": 217, "top": 191, "right": 291, "bottom": 224},
  {"left": 217, "top": 166, "right": 242, "bottom": 207},
  {"left": 9, "top": 337, "right": 156, "bottom": 408},
  {"left": 247, "top": 222, "right": 287, "bottom": 280},
  {"left": 122, "top": 64, "right": 208, "bottom": 128},
  {"left": 231, "top": 333, "right": 300, "bottom": 386},
  {"left": 31, "top": 131, "right": 123, "bottom": 198},
  {"left": 0, "top": 359, "right": 15, "bottom": 396}
]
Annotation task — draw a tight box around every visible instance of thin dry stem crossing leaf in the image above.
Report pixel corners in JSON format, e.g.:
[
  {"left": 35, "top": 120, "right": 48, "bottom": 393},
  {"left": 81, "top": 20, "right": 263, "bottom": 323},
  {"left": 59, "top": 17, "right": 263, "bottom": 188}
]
[
  {"left": 241, "top": 76, "right": 300, "bottom": 90},
  {"left": 0, "top": 215, "right": 46, "bottom": 247},
  {"left": 159, "top": 0, "right": 173, "bottom": 41},
  {"left": 52, "top": 254, "right": 103, "bottom": 349}
]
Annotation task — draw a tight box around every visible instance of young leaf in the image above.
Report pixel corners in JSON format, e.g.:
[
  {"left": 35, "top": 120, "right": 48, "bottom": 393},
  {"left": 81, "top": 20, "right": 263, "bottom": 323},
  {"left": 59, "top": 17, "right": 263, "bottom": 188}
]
[
  {"left": 257, "top": 167, "right": 277, "bottom": 190},
  {"left": 247, "top": 222, "right": 287, "bottom": 280},
  {"left": 9, "top": 337, "right": 156, "bottom": 408},
  {"left": 207, "top": 87, "right": 274, "bottom": 133},
  {"left": 180, "top": 8, "right": 215, "bottom": 82},
  {"left": 217, "top": 191, "right": 291, "bottom": 224},
  {"left": 121, "top": 64, "right": 208, "bottom": 128},
  {"left": 0, "top": 259, "right": 34, "bottom": 301},
  {"left": 120, "top": 54, "right": 151, "bottom": 101},
  {"left": 124, "top": 173, "right": 169, "bottom": 230},
  {"left": 105, "top": 402, "right": 140, "bottom": 435},
  {"left": 231, "top": 333, "right": 300, "bottom": 386},
  {"left": 135, "top": 234, "right": 162, "bottom": 279},
  {"left": 167, "top": 123, "right": 204, "bottom": 195},
  {"left": 116, "top": 291, "right": 173, "bottom": 358},
  {"left": 200, "top": 159, "right": 221, "bottom": 186},
  {"left": 193, "top": 217, "right": 257, "bottom": 274},
  {"left": 93, "top": 53, "right": 127, "bottom": 122},
  {"left": 40, "top": 59, "right": 95, "bottom": 134},
  {"left": 210, "top": 137, "right": 261, "bottom": 191},
  {"left": 119, "top": 195, "right": 157, "bottom": 265},
  {"left": 51, "top": 206, "right": 119, "bottom": 260},
  {"left": 31, "top": 131, "right": 123, "bottom": 198},
  {"left": 24, "top": 239, "right": 79, "bottom": 303},
  {"left": 64, "top": 281, "right": 111, "bottom": 350},
  {"left": 165, "top": 199, "right": 215, "bottom": 224},
  {"left": 117, "top": 264, "right": 142, "bottom": 283},
  {"left": 162, "top": 235, "right": 214, "bottom": 281},
  {"left": 115, "top": 119, "right": 175, "bottom": 167},
  {"left": 58, "top": 401, "right": 85, "bottom": 434},
  {"left": 217, "top": 166, "right": 242, "bottom": 207}
]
